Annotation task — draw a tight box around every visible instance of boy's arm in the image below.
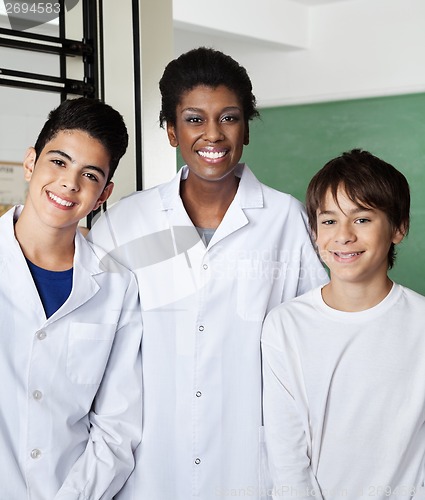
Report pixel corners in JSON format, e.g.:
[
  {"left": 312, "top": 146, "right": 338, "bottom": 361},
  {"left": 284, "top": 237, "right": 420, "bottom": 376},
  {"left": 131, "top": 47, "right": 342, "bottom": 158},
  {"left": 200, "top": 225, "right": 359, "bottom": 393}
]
[
  {"left": 54, "top": 274, "right": 142, "bottom": 500},
  {"left": 262, "top": 312, "right": 323, "bottom": 500}
]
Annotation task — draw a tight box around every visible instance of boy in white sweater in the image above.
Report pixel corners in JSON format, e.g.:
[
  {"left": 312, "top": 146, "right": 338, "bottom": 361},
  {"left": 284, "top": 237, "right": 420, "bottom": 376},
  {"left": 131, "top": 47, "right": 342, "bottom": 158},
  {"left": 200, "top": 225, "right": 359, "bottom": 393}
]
[{"left": 262, "top": 149, "right": 425, "bottom": 500}]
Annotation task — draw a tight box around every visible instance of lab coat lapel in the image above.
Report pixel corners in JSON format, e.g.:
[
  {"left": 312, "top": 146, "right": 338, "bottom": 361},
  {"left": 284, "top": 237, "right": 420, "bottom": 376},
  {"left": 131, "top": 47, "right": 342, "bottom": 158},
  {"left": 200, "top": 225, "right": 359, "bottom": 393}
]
[
  {"left": 159, "top": 166, "right": 205, "bottom": 257},
  {"left": 0, "top": 207, "right": 101, "bottom": 325},
  {"left": 157, "top": 164, "right": 265, "bottom": 250},
  {"left": 209, "top": 164, "right": 264, "bottom": 248},
  {"left": 209, "top": 197, "right": 248, "bottom": 247},
  {"left": 159, "top": 166, "right": 194, "bottom": 227},
  {"left": 47, "top": 231, "right": 100, "bottom": 323},
  {"left": 0, "top": 207, "right": 46, "bottom": 323}
]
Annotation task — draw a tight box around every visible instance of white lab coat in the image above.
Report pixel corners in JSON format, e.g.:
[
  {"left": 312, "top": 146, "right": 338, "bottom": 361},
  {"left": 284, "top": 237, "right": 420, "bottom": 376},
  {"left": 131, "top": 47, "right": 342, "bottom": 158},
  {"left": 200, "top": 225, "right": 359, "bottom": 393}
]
[
  {"left": 88, "top": 164, "right": 328, "bottom": 500},
  {"left": 0, "top": 206, "right": 142, "bottom": 500}
]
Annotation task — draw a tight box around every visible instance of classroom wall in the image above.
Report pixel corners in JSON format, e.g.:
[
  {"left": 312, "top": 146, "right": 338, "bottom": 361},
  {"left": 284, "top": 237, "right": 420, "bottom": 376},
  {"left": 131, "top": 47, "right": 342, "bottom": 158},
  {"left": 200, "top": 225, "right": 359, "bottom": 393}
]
[
  {"left": 240, "top": 93, "right": 425, "bottom": 294},
  {"left": 174, "top": 0, "right": 425, "bottom": 108},
  {"left": 173, "top": 0, "right": 309, "bottom": 51},
  {"left": 0, "top": 0, "right": 175, "bottom": 204}
]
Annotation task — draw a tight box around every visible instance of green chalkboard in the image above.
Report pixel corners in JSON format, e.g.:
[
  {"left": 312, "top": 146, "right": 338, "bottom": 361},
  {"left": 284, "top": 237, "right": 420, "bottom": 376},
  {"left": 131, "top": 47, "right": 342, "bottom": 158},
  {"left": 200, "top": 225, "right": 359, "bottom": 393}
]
[
  {"left": 177, "top": 92, "right": 425, "bottom": 294},
  {"left": 242, "top": 93, "right": 425, "bottom": 295}
]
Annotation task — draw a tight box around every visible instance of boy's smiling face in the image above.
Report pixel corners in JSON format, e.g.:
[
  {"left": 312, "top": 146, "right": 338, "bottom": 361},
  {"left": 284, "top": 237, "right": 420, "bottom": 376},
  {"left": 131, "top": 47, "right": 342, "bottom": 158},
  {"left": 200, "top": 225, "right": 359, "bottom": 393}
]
[
  {"left": 315, "top": 186, "right": 404, "bottom": 288},
  {"left": 23, "top": 129, "right": 113, "bottom": 231}
]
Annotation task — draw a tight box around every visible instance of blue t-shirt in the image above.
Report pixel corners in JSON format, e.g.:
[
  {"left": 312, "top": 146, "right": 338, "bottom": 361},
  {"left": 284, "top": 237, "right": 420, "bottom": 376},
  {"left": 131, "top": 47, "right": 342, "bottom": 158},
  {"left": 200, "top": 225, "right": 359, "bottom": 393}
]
[{"left": 26, "top": 259, "right": 73, "bottom": 318}]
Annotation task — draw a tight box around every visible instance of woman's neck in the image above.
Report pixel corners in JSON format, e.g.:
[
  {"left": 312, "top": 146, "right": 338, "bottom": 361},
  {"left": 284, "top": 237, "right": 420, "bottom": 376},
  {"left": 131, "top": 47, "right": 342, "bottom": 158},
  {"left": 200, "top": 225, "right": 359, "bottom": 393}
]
[{"left": 180, "top": 174, "right": 240, "bottom": 229}]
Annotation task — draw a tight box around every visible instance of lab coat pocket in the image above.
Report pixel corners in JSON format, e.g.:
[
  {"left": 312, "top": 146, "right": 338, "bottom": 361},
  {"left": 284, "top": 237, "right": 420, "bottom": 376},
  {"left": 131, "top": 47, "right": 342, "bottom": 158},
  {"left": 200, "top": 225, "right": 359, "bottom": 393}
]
[
  {"left": 67, "top": 323, "right": 115, "bottom": 385},
  {"left": 237, "top": 260, "right": 286, "bottom": 322}
]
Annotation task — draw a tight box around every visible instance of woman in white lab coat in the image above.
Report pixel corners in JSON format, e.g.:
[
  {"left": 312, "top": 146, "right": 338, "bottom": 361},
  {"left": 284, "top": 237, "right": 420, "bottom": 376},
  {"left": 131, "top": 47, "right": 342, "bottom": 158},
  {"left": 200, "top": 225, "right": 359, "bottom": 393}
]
[{"left": 89, "top": 47, "right": 328, "bottom": 500}]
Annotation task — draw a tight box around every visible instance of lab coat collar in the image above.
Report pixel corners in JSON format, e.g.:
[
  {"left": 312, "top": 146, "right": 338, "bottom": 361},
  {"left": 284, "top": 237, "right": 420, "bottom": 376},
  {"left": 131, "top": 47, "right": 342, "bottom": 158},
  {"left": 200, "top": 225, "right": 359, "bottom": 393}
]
[
  {"left": 157, "top": 165, "right": 186, "bottom": 211},
  {"left": 158, "top": 163, "right": 264, "bottom": 211},
  {"left": 0, "top": 206, "right": 45, "bottom": 322},
  {"left": 1, "top": 205, "right": 29, "bottom": 259},
  {"left": 0, "top": 206, "right": 102, "bottom": 326},
  {"left": 234, "top": 163, "right": 264, "bottom": 209},
  {"left": 157, "top": 164, "right": 265, "bottom": 248},
  {"left": 49, "top": 230, "right": 101, "bottom": 323}
]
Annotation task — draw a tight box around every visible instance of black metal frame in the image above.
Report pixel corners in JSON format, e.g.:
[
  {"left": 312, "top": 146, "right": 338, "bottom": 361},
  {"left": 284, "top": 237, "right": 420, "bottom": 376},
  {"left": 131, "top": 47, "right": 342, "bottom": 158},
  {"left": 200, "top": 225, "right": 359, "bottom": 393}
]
[
  {"left": 132, "top": 0, "right": 143, "bottom": 192},
  {"left": 0, "top": 0, "right": 102, "bottom": 227},
  {"left": 0, "top": 0, "right": 144, "bottom": 227},
  {"left": 0, "top": 0, "right": 99, "bottom": 98}
]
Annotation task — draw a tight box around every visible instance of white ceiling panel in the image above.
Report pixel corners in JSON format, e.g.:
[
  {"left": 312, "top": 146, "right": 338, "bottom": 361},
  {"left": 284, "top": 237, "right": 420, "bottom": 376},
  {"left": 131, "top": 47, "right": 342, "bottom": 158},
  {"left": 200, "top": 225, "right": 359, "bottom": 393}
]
[{"left": 292, "top": 0, "right": 354, "bottom": 5}]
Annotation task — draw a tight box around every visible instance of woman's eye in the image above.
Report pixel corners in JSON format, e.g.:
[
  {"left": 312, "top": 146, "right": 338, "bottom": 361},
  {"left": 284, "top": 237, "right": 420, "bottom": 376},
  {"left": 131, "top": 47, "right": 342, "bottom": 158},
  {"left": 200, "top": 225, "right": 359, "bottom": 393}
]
[
  {"left": 221, "top": 115, "right": 239, "bottom": 123},
  {"left": 186, "top": 116, "right": 202, "bottom": 123},
  {"left": 355, "top": 218, "right": 370, "bottom": 224},
  {"left": 322, "top": 220, "right": 335, "bottom": 225}
]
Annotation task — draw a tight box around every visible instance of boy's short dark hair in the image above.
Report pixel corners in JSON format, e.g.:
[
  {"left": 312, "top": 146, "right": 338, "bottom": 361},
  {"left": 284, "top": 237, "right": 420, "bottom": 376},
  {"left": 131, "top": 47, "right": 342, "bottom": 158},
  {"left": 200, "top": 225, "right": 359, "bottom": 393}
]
[
  {"left": 159, "top": 46, "right": 259, "bottom": 128},
  {"left": 306, "top": 148, "right": 410, "bottom": 269},
  {"left": 34, "top": 98, "right": 128, "bottom": 183}
]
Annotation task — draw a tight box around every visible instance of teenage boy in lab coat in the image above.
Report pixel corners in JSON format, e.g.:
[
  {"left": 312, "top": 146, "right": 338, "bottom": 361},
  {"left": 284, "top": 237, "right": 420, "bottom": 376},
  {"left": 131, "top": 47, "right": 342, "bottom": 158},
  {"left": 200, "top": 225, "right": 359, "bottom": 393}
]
[
  {"left": 262, "top": 149, "right": 425, "bottom": 499},
  {"left": 0, "top": 98, "right": 142, "bottom": 499}
]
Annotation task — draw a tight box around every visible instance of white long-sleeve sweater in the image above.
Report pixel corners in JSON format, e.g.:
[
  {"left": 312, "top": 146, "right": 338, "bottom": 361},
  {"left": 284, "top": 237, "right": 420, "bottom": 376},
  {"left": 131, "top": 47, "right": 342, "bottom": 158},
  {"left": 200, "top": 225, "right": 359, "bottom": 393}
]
[{"left": 262, "top": 283, "right": 425, "bottom": 500}]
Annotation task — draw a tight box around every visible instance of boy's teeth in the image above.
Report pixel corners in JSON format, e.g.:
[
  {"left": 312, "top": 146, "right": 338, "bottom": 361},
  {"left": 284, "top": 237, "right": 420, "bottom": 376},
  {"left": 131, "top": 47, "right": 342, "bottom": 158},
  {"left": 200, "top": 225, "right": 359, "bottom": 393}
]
[
  {"left": 198, "top": 150, "right": 226, "bottom": 159},
  {"left": 337, "top": 252, "right": 361, "bottom": 258},
  {"left": 48, "top": 192, "right": 74, "bottom": 207}
]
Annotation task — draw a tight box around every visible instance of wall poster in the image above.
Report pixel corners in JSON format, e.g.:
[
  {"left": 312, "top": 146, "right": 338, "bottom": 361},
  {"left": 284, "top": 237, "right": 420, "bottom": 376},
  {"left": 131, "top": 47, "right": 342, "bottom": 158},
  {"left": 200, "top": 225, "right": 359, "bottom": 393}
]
[{"left": 0, "top": 162, "right": 27, "bottom": 217}]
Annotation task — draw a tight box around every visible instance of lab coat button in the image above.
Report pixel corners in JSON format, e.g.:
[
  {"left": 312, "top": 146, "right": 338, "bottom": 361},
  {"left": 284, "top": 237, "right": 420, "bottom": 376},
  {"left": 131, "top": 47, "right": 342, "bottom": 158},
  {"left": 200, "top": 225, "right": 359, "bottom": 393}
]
[
  {"left": 194, "top": 458, "right": 201, "bottom": 465},
  {"left": 33, "top": 390, "right": 43, "bottom": 400},
  {"left": 30, "top": 449, "right": 41, "bottom": 459},
  {"left": 196, "top": 391, "right": 202, "bottom": 397},
  {"left": 203, "top": 264, "right": 208, "bottom": 270},
  {"left": 36, "top": 331, "right": 47, "bottom": 340},
  {"left": 198, "top": 325, "right": 204, "bottom": 332}
]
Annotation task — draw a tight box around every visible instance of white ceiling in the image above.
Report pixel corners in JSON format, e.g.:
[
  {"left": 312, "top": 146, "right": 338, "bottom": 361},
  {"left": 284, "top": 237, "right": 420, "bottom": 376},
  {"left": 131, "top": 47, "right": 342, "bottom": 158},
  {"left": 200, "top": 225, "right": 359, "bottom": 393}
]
[
  {"left": 291, "top": 0, "right": 353, "bottom": 4},
  {"left": 173, "top": 0, "right": 425, "bottom": 107}
]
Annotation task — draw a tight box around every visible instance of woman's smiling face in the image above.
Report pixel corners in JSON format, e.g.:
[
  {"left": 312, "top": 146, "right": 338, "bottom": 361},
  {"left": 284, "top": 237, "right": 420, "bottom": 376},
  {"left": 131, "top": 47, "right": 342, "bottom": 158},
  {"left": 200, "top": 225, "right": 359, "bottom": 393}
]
[{"left": 166, "top": 84, "right": 249, "bottom": 184}]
